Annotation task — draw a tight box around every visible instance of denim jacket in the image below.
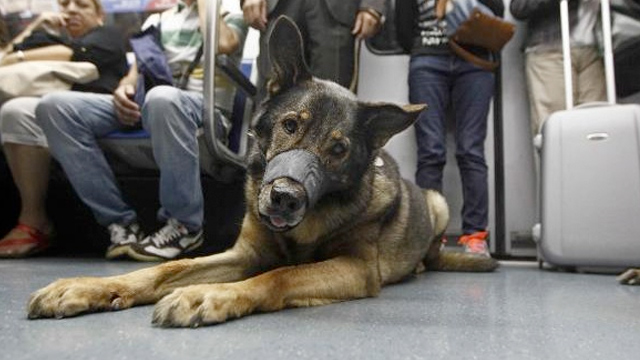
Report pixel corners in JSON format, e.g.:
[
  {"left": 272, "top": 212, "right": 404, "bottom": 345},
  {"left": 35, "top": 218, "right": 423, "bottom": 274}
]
[{"left": 510, "top": 0, "right": 579, "bottom": 50}]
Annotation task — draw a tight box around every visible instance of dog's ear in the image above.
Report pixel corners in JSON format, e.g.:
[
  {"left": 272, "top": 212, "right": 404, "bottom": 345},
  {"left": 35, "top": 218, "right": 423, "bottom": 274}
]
[
  {"left": 361, "top": 103, "right": 427, "bottom": 149},
  {"left": 266, "top": 16, "right": 312, "bottom": 96}
]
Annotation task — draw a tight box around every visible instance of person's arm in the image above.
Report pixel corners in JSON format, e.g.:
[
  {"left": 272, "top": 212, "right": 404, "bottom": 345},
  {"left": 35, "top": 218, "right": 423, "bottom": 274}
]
[
  {"left": 1, "top": 12, "right": 67, "bottom": 53},
  {"left": 353, "top": 0, "right": 386, "bottom": 40},
  {"left": 198, "top": 0, "right": 208, "bottom": 38},
  {"left": 0, "top": 44, "right": 72, "bottom": 66},
  {"left": 352, "top": 10, "right": 383, "bottom": 40},
  {"left": 241, "top": 0, "right": 268, "bottom": 31},
  {"left": 510, "top": 0, "right": 567, "bottom": 20},
  {"left": 112, "top": 64, "right": 141, "bottom": 126},
  {"left": 218, "top": 14, "right": 241, "bottom": 55}
]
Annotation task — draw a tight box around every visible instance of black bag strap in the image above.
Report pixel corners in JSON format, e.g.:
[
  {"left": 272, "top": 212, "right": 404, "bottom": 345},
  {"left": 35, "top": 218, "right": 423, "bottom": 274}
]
[{"left": 177, "top": 43, "right": 204, "bottom": 89}]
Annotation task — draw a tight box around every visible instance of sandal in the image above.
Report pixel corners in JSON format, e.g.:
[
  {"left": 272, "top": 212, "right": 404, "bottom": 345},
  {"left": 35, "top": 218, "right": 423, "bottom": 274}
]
[{"left": 0, "top": 223, "right": 53, "bottom": 258}]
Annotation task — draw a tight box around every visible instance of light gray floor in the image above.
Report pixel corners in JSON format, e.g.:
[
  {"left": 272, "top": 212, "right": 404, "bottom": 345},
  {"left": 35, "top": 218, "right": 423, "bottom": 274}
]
[{"left": 1, "top": 258, "right": 639, "bottom": 360}]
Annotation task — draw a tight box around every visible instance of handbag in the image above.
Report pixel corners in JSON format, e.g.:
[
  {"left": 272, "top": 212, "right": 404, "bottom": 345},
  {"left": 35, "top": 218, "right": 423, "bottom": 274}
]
[
  {"left": 0, "top": 61, "right": 99, "bottom": 102},
  {"left": 129, "top": 25, "right": 174, "bottom": 106},
  {"left": 129, "top": 22, "right": 203, "bottom": 105},
  {"left": 436, "top": 0, "right": 515, "bottom": 70}
]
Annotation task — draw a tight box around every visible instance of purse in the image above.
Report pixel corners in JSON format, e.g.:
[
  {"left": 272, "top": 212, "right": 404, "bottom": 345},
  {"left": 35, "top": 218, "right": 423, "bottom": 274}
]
[
  {"left": 436, "top": 0, "right": 515, "bottom": 71},
  {"left": 129, "top": 22, "right": 203, "bottom": 106},
  {"left": 129, "top": 24, "right": 174, "bottom": 106},
  {"left": 0, "top": 60, "right": 99, "bottom": 102}
]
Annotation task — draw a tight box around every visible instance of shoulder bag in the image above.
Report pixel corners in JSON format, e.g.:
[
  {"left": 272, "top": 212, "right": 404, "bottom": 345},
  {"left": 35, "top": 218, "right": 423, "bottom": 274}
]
[
  {"left": 0, "top": 60, "right": 99, "bottom": 103},
  {"left": 436, "top": 0, "right": 515, "bottom": 70}
]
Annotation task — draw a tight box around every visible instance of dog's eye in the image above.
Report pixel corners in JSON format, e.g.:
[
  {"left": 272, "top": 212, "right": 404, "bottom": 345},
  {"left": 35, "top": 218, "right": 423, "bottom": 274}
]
[
  {"left": 283, "top": 119, "right": 298, "bottom": 134},
  {"left": 331, "top": 142, "right": 348, "bottom": 157}
]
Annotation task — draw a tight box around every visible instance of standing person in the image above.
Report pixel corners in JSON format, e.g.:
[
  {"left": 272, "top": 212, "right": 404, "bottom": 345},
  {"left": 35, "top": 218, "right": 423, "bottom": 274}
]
[
  {"left": 0, "top": 0, "right": 128, "bottom": 258},
  {"left": 510, "top": 0, "right": 606, "bottom": 136},
  {"left": 396, "top": 0, "right": 505, "bottom": 257},
  {"left": 37, "top": 0, "right": 248, "bottom": 261},
  {"left": 241, "top": 0, "right": 385, "bottom": 96}
]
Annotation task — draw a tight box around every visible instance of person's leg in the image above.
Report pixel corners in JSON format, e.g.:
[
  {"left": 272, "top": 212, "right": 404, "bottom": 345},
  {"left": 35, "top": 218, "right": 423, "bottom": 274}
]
[
  {"left": 128, "top": 87, "right": 204, "bottom": 261},
  {"left": 408, "top": 55, "right": 451, "bottom": 192},
  {"left": 37, "top": 92, "right": 137, "bottom": 227},
  {"left": 304, "top": 0, "right": 355, "bottom": 88},
  {"left": 574, "top": 46, "right": 606, "bottom": 105},
  {"left": 0, "top": 97, "right": 52, "bottom": 233},
  {"left": 0, "top": 97, "right": 52, "bottom": 256},
  {"left": 524, "top": 49, "right": 567, "bottom": 136},
  {"left": 451, "top": 59, "right": 494, "bottom": 236},
  {"left": 143, "top": 86, "right": 204, "bottom": 231}
]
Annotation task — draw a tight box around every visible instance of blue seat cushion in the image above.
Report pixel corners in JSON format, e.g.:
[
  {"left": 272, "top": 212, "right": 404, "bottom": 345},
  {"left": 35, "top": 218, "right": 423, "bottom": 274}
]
[{"left": 102, "top": 128, "right": 149, "bottom": 139}]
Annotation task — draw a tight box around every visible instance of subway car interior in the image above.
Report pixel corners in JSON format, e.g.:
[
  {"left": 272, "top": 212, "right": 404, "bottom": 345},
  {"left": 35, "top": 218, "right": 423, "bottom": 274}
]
[{"left": 1, "top": 0, "right": 639, "bottom": 359}]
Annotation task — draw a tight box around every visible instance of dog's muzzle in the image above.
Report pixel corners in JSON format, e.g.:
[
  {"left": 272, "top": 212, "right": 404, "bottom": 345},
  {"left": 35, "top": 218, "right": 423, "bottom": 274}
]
[
  {"left": 259, "top": 150, "right": 331, "bottom": 230},
  {"left": 263, "top": 149, "right": 327, "bottom": 208}
]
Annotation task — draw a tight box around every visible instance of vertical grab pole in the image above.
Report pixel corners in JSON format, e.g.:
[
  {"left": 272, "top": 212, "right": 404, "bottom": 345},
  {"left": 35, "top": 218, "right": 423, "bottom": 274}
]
[
  {"left": 600, "top": 0, "right": 617, "bottom": 104},
  {"left": 560, "top": 0, "right": 573, "bottom": 110},
  {"left": 203, "top": 0, "right": 220, "bottom": 147},
  {"left": 201, "top": 0, "right": 246, "bottom": 168}
]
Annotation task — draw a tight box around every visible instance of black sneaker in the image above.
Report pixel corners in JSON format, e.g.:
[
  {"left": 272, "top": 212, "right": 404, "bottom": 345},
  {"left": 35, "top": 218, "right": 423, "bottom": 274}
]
[
  {"left": 127, "top": 219, "right": 203, "bottom": 261},
  {"left": 106, "top": 222, "right": 143, "bottom": 259}
]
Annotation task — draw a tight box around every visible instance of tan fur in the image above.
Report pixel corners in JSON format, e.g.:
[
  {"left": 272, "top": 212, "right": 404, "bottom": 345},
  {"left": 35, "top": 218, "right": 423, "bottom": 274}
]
[
  {"left": 618, "top": 269, "right": 640, "bottom": 285},
  {"left": 426, "top": 189, "right": 449, "bottom": 237}
]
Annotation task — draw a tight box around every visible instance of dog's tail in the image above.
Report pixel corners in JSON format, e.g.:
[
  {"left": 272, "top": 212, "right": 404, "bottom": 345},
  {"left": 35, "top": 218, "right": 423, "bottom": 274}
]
[
  {"left": 428, "top": 251, "right": 499, "bottom": 272},
  {"left": 425, "top": 189, "right": 449, "bottom": 237}
]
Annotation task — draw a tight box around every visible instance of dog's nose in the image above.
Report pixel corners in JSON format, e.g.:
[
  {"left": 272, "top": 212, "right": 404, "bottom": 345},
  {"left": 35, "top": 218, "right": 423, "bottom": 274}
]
[{"left": 270, "top": 181, "right": 305, "bottom": 213}]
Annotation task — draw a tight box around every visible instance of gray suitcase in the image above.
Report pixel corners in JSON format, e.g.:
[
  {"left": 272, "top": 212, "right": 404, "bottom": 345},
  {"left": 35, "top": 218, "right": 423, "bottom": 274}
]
[{"left": 533, "top": 0, "right": 640, "bottom": 269}]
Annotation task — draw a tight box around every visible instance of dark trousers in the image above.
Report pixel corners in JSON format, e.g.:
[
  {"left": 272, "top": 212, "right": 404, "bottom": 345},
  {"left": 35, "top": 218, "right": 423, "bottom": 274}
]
[
  {"left": 258, "top": 0, "right": 355, "bottom": 99},
  {"left": 408, "top": 54, "right": 494, "bottom": 234}
]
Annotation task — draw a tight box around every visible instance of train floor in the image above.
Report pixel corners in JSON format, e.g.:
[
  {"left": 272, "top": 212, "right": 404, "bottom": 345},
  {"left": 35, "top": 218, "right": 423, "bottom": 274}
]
[{"left": 1, "top": 257, "right": 639, "bottom": 360}]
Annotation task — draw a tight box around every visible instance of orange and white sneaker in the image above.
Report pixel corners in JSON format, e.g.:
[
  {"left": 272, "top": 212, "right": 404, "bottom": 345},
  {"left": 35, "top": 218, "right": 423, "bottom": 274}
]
[{"left": 458, "top": 231, "right": 491, "bottom": 258}]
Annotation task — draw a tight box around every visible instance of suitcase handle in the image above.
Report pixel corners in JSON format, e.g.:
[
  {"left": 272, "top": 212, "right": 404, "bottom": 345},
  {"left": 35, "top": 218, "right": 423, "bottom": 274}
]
[{"left": 560, "top": 0, "right": 616, "bottom": 108}]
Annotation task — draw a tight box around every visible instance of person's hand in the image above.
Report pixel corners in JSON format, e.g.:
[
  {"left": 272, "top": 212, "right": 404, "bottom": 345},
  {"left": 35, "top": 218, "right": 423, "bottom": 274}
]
[
  {"left": 35, "top": 12, "right": 69, "bottom": 31},
  {"left": 113, "top": 84, "right": 141, "bottom": 126},
  {"left": 352, "top": 10, "right": 382, "bottom": 40},
  {"left": 242, "top": 0, "right": 268, "bottom": 31},
  {"left": 0, "top": 52, "right": 15, "bottom": 66}
]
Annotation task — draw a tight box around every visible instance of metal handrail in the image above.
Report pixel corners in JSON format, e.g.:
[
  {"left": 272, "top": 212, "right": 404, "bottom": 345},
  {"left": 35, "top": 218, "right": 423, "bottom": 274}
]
[{"left": 202, "top": 0, "right": 250, "bottom": 169}]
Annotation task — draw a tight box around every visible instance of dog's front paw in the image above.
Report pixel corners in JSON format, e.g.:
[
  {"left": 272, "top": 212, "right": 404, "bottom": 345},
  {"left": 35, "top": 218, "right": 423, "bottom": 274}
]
[
  {"left": 28, "top": 277, "right": 133, "bottom": 319},
  {"left": 617, "top": 269, "right": 640, "bottom": 285},
  {"left": 152, "top": 284, "right": 255, "bottom": 328}
]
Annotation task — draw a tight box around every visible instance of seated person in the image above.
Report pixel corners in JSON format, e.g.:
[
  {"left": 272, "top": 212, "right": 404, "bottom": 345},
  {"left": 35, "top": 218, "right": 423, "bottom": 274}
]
[
  {"left": 37, "top": 0, "right": 248, "bottom": 261},
  {"left": 0, "top": 0, "right": 128, "bottom": 258}
]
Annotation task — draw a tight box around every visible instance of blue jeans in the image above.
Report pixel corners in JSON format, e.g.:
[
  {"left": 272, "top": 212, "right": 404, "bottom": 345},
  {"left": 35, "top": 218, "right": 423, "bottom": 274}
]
[
  {"left": 408, "top": 54, "right": 494, "bottom": 234},
  {"left": 37, "top": 86, "right": 204, "bottom": 231}
]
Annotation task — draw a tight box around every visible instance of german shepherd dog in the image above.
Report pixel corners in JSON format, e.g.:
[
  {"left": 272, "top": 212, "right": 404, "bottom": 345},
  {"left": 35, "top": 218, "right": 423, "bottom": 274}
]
[{"left": 27, "top": 17, "right": 497, "bottom": 327}]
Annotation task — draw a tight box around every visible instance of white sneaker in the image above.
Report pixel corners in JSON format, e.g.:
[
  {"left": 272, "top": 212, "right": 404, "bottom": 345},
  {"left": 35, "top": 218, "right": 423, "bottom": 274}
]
[
  {"left": 128, "top": 219, "right": 203, "bottom": 261},
  {"left": 106, "top": 222, "right": 143, "bottom": 259}
]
